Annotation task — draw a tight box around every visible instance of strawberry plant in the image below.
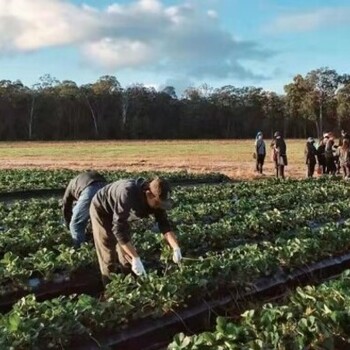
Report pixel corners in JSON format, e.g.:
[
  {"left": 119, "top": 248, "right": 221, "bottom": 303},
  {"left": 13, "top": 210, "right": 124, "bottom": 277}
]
[
  {"left": 168, "top": 270, "right": 350, "bottom": 350},
  {"left": 0, "top": 169, "right": 229, "bottom": 192}
]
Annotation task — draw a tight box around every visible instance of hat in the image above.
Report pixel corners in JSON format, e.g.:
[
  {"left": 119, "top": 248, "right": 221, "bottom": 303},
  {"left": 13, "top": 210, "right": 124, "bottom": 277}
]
[
  {"left": 149, "top": 177, "right": 173, "bottom": 210},
  {"left": 307, "top": 137, "right": 314, "bottom": 143}
]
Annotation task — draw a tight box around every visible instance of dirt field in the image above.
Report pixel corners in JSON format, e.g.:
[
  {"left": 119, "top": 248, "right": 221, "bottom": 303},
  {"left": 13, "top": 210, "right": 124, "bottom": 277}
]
[{"left": 0, "top": 140, "right": 310, "bottom": 180}]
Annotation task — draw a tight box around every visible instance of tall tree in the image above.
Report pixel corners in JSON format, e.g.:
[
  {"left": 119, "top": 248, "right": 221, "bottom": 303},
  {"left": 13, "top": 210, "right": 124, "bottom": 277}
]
[
  {"left": 81, "top": 75, "right": 122, "bottom": 138},
  {"left": 161, "top": 86, "right": 177, "bottom": 99},
  {"left": 305, "top": 67, "right": 340, "bottom": 135},
  {"left": 262, "top": 91, "right": 285, "bottom": 137},
  {"left": 337, "top": 83, "right": 350, "bottom": 128},
  {"left": 285, "top": 75, "right": 320, "bottom": 137},
  {"left": 211, "top": 86, "right": 239, "bottom": 138}
]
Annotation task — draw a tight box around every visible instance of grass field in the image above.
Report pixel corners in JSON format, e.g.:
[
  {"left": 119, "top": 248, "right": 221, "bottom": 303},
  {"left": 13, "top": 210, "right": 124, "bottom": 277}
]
[{"left": 0, "top": 139, "right": 312, "bottom": 179}]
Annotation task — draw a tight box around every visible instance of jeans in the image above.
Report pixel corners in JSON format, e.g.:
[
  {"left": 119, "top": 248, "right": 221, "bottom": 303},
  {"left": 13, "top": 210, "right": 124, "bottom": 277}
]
[{"left": 70, "top": 182, "right": 105, "bottom": 248}]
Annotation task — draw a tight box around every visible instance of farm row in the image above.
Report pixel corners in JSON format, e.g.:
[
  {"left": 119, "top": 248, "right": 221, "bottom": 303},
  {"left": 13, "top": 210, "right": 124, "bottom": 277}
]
[
  {"left": 169, "top": 269, "right": 350, "bottom": 349},
  {"left": 0, "top": 178, "right": 350, "bottom": 348},
  {"left": 0, "top": 169, "right": 229, "bottom": 193},
  {"left": 1, "top": 179, "right": 349, "bottom": 291}
]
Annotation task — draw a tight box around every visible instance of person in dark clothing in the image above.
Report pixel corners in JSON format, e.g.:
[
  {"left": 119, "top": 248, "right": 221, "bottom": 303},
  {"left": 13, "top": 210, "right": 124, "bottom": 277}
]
[
  {"left": 316, "top": 138, "right": 326, "bottom": 174},
  {"left": 254, "top": 131, "right": 266, "bottom": 174},
  {"left": 271, "top": 131, "right": 287, "bottom": 179},
  {"left": 90, "top": 177, "right": 182, "bottom": 285},
  {"left": 324, "top": 133, "right": 336, "bottom": 175},
  {"left": 305, "top": 137, "right": 317, "bottom": 178},
  {"left": 62, "top": 171, "right": 107, "bottom": 247}
]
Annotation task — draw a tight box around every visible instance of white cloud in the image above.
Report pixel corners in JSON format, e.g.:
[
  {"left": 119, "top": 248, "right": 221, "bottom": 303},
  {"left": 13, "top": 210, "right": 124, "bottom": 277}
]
[
  {"left": 207, "top": 10, "right": 218, "bottom": 19},
  {"left": 266, "top": 7, "right": 350, "bottom": 33},
  {"left": 144, "top": 82, "right": 159, "bottom": 90},
  {"left": 82, "top": 38, "right": 155, "bottom": 69},
  {"left": 137, "top": 0, "right": 162, "bottom": 13},
  {"left": 0, "top": 0, "right": 100, "bottom": 51},
  {"left": 0, "top": 0, "right": 273, "bottom": 81},
  {"left": 108, "top": 0, "right": 162, "bottom": 14}
]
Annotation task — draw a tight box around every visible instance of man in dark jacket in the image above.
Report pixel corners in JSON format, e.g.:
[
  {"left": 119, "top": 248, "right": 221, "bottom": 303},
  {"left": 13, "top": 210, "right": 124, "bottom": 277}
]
[
  {"left": 324, "top": 133, "right": 336, "bottom": 175},
  {"left": 90, "top": 177, "right": 182, "bottom": 284},
  {"left": 317, "top": 138, "right": 326, "bottom": 174},
  {"left": 305, "top": 137, "right": 317, "bottom": 178},
  {"left": 271, "top": 131, "right": 287, "bottom": 179},
  {"left": 62, "top": 171, "right": 107, "bottom": 247}
]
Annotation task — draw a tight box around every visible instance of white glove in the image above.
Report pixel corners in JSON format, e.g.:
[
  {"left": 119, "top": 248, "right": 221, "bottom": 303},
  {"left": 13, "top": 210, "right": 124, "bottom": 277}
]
[
  {"left": 131, "top": 257, "right": 146, "bottom": 276},
  {"left": 172, "top": 247, "right": 182, "bottom": 264}
]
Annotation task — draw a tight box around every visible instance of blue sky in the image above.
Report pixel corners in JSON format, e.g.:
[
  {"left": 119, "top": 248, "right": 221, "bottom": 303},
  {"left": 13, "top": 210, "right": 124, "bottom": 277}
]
[{"left": 0, "top": 0, "right": 349, "bottom": 94}]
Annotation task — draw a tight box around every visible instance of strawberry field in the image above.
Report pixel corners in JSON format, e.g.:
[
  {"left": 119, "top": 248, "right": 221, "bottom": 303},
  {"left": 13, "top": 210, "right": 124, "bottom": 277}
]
[
  {"left": 0, "top": 170, "right": 350, "bottom": 349},
  {"left": 0, "top": 169, "right": 228, "bottom": 193},
  {"left": 169, "top": 270, "right": 350, "bottom": 349}
]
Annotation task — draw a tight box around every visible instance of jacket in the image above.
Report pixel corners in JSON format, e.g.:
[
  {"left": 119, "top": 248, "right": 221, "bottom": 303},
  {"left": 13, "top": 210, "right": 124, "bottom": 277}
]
[
  {"left": 91, "top": 178, "right": 172, "bottom": 244},
  {"left": 255, "top": 139, "right": 266, "bottom": 155},
  {"left": 62, "top": 171, "right": 107, "bottom": 225},
  {"left": 305, "top": 143, "right": 317, "bottom": 164}
]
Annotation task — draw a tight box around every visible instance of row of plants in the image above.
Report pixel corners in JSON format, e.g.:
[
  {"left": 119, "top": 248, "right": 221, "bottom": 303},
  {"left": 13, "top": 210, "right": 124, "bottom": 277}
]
[
  {"left": 0, "top": 169, "right": 229, "bottom": 192},
  {"left": 0, "top": 199, "right": 69, "bottom": 257},
  {"left": 0, "top": 244, "right": 96, "bottom": 296},
  {"left": 1, "top": 195, "right": 349, "bottom": 294},
  {"left": 2, "top": 219, "right": 350, "bottom": 348},
  {"left": 2, "top": 179, "right": 350, "bottom": 257},
  {"left": 0, "top": 167, "right": 345, "bottom": 197},
  {"left": 169, "top": 270, "right": 350, "bottom": 349},
  {"left": 172, "top": 200, "right": 350, "bottom": 254},
  {"left": 1, "top": 177, "right": 350, "bottom": 297},
  {"left": 1, "top": 178, "right": 347, "bottom": 233}
]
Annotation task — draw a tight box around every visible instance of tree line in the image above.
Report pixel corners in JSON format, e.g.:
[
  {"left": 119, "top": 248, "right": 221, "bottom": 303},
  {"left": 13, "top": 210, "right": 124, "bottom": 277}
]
[{"left": 0, "top": 67, "right": 349, "bottom": 141}]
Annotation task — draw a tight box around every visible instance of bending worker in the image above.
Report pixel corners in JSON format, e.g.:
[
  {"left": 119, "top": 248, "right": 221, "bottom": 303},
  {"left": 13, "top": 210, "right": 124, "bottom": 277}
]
[
  {"left": 90, "top": 177, "right": 182, "bottom": 284},
  {"left": 62, "top": 171, "right": 107, "bottom": 247}
]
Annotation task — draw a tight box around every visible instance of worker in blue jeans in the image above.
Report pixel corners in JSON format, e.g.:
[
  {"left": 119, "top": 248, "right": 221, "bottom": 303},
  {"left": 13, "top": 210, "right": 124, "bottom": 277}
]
[{"left": 62, "top": 171, "right": 107, "bottom": 247}]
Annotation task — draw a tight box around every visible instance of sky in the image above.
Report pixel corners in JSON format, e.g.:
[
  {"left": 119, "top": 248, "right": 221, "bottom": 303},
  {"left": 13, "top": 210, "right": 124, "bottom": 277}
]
[{"left": 0, "top": 0, "right": 349, "bottom": 95}]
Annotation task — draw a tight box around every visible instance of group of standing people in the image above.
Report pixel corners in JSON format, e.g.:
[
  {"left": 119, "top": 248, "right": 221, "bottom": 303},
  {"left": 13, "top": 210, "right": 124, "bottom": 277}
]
[
  {"left": 62, "top": 171, "right": 182, "bottom": 285},
  {"left": 254, "top": 129, "right": 350, "bottom": 179},
  {"left": 305, "top": 130, "right": 350, "bottom": 178},
  {"left": 254, "top": 131, "right": 287, "bottom": 179}
]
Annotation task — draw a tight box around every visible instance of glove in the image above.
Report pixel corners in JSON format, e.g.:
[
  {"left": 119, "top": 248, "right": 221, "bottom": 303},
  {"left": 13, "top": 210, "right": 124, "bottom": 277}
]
[
  {"left": 172, "top": 247, "right": 182, "bottom": 264},
  {"left": 131, "top": 257, "right": 146, "bottom": 276}
]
